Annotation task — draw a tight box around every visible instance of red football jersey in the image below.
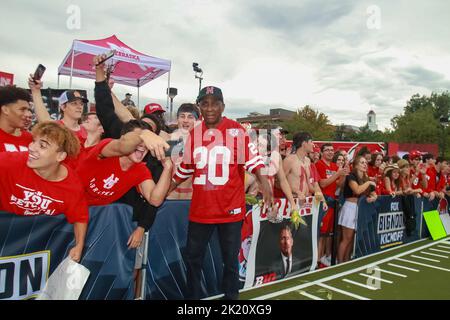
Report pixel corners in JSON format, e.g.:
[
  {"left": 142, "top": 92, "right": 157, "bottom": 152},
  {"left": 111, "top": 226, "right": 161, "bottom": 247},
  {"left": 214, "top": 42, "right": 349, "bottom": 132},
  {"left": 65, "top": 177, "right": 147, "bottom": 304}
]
[
  {"left": 0, "top": 152, "right": 88, "bottom": 224},
  {"left": 0, "top": 128, "right": 32, "bottom": 152},
  {"left": 436, "top": 174, "right": 447, "bottom": 193},
  {"left": 174, "top": 117, "right": 264, "bottom": 224},
  {"left": 76, "top": 139, "right": 152, "bottom": 206},
  {"left": 410, "top": 167, "right": 424, "bottom": 190},
  {"left": 315, "top": 159, "right": 339, "bottom": 198},
  {"left": 425, "top": 166, "right": 437, "bottom": 193}
]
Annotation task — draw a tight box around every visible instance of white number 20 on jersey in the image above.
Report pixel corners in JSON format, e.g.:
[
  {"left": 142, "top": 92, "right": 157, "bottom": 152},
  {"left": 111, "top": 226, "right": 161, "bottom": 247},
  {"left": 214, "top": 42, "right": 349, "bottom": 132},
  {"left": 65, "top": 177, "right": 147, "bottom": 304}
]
[{"left": 193, "top": 146, "right": 231, "bottom": 186}]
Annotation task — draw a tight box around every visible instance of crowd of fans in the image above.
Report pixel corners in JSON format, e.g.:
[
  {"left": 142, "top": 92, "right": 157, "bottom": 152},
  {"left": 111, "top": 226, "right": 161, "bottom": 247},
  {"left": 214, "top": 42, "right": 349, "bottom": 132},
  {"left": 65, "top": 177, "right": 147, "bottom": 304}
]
[
  {"left": 0, "top": 53, "right": 449, "bottom": 299},
  {"left": 245, "top": 133, "right": 450, "bottom": 266}
]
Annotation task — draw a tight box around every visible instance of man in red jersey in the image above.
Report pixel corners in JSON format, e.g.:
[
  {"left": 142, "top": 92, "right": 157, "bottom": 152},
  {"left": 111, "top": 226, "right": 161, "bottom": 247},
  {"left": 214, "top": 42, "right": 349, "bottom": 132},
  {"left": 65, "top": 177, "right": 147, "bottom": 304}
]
[
  {"left": 76, "top": 120, "right": 171, "bottom": 209},
  {"left": 315, "top": 143, "right": 348, "bottom": 266},
  {"left": 423, "top": 153, "right": 438, "bottom": 200},
  {"left": 0, "top": 121, "right": 88, "bottom": 262},
  {"left": 0, "top": 85, "right": 33, "bottom": 152},
  {"left": 409, "top": 150, "right": 427, "bottom": 193},
  {"left": 169, "top": 86, "right": 273, "bottom": 300}
]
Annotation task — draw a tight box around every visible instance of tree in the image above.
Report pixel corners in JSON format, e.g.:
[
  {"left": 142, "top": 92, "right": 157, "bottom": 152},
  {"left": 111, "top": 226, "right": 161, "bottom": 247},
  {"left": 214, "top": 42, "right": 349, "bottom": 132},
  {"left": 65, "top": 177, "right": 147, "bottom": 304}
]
[
  {"left": 391, "top": 92, "right": 450, "bottom": 157},
  {"left": 281, "top": 105, "right": 335, "bottom": 140},
  {"left": 347, "top": 125, "right": 393, "bottom": 142},
  {"left": 391, "top": 106, "right": 440, "bottom": 143}
]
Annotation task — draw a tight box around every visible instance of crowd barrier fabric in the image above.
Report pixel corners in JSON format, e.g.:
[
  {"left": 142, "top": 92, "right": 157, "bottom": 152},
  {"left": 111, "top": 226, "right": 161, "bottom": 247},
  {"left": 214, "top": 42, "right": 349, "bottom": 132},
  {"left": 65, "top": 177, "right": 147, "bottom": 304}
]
[
  {"left": 5, "top": 193, "right": 443, "bottom": 300},
  {"left": 0, "top": 204, "right": 136, "bottom": 300},
  {"left": 239, "top": 197, "right": 325, "bottom": 289},
  {"left": 354, "top": 195, "right": 422, "bottom": 258},
  {"left": 142, "top": 200, "right": 224, "bottom": 300}
]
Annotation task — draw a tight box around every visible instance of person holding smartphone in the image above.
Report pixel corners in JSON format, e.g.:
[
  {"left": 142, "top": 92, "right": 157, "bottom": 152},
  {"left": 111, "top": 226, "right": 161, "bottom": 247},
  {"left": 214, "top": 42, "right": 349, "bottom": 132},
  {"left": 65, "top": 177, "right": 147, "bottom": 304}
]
[
  {"left": 28, "top": 75, "right": 88, "bottom": 145},
  {"left": 337, "top": 155, "right": 377, "bottom": 263}
]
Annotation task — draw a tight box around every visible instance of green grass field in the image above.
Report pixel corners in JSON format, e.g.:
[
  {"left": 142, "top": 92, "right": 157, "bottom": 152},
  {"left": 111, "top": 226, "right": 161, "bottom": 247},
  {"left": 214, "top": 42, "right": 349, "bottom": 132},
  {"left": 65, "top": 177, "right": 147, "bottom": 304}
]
[{"left": 237, "top": 237, "right": 450, "bottom": 300}]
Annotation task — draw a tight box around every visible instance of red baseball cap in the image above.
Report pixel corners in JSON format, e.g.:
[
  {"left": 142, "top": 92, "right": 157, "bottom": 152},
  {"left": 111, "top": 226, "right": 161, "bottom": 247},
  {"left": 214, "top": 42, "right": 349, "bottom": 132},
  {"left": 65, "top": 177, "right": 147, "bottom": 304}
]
[
  {"left": 313, "top": 144, "right": 320, "bottom": 153},
  {"left": 409, "top": 150, "right": 422, "bottom": 159},
  {"left": 143, "top": 103, "right": 165, "bottom": 115}
]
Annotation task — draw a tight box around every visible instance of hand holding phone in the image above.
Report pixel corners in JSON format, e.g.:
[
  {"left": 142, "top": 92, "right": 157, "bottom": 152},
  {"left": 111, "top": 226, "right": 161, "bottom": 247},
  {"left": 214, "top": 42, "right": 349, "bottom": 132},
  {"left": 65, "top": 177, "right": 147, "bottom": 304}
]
[
  {"left": 33, "top": 64, "right": 46, "bottom": 83},
  {"left": 95, "top": 50, "right": 116, "bottom": 66},
  {"left": 165, "top": 138, "right": 184, "bottom": 157}
]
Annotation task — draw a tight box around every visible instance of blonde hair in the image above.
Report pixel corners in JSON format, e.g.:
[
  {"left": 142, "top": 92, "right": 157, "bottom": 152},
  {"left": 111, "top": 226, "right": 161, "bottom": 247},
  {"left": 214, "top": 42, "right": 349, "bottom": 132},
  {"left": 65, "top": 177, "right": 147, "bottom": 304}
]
[{"left": 31, "top": 121, "right": 80, "bottom": 158}]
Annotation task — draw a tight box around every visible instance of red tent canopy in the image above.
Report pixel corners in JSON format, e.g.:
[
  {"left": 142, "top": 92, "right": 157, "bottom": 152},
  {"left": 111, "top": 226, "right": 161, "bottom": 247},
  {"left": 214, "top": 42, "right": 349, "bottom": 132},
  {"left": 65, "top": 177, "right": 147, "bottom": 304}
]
[{"left": 57, "top": 35, "right": 171, "bottom": 106}]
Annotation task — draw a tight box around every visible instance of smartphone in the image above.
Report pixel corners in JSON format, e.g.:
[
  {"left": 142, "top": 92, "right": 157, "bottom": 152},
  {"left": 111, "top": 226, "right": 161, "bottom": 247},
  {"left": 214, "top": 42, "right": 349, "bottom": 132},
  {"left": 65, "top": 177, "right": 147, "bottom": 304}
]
[
  {"left": 165, "top": 138, "right": 184, "bottom": 157},
  {"left": 33, "top": 64, "right": 46, "bottom": 83},
  {"left": 95, "top": 50, "right": 116, "bottom": 66}
]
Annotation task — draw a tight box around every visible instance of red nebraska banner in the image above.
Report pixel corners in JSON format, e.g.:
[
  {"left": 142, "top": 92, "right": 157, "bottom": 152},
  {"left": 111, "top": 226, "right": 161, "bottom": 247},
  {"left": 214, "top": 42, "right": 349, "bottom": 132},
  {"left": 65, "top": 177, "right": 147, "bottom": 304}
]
[{"left": 0, "top": 71, "right": 14, "bottom": 86}]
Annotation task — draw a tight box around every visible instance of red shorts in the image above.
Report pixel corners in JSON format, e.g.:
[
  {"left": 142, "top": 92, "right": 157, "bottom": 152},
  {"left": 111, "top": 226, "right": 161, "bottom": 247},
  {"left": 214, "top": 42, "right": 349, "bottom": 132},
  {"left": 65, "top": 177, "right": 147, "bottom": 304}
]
[
  {"left": 273, "top": 187, "right": 285, "bottom": 198},
  {"left": 320, "top": 207, "right": 335, "bottom": 235}
]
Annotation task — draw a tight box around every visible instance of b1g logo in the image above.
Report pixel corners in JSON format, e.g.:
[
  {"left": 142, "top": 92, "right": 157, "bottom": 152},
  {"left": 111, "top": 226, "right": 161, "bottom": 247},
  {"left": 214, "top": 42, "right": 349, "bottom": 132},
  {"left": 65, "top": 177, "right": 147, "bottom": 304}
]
[{"left": 0, "top": 251, "right": 50, "bottom": 300}]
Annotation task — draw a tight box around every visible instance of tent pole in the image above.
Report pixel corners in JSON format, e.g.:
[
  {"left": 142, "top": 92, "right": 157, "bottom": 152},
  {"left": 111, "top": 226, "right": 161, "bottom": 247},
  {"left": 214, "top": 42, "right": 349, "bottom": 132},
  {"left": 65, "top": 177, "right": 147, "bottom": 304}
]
[
  {"left": 137, "top": 79, "right": 140, "bottom": 112},
  {"left": 167, "top": 71, "right": 171, "bottom": 122},
  {"left": 69, "top": 46, "right": 75, "bottom": 89},
  {"left": 57, "top": 74, "right": 60, "bottom": 89}
]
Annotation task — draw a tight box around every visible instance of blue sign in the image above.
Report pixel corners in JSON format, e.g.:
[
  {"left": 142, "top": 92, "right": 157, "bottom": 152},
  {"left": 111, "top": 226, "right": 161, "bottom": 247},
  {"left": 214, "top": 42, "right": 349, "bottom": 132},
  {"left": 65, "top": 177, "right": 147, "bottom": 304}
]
[{"left": 0, "top": 204, "right": 136, "bottom": 300}]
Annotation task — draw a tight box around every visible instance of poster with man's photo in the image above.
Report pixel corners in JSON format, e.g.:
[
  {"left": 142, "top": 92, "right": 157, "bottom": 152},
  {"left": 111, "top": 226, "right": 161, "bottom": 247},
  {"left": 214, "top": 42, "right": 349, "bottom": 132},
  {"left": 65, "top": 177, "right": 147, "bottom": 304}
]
[{"left": 240, "top": 197, "right": 322, "bottom": 288}]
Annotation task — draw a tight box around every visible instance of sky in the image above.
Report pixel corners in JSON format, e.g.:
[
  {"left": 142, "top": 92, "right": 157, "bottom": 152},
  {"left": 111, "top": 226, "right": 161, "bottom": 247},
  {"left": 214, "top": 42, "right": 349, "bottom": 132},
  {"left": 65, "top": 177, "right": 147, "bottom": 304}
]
[{"left": 1, "top": 0, "right": 450, "bottom": 130}]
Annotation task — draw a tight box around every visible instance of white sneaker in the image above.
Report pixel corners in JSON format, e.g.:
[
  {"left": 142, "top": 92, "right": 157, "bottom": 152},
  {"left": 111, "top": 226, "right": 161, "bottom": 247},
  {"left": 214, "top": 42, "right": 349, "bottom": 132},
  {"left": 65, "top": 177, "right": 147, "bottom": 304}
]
[{"left": 320, "top": 255, "right": 331, "bottom": 267}]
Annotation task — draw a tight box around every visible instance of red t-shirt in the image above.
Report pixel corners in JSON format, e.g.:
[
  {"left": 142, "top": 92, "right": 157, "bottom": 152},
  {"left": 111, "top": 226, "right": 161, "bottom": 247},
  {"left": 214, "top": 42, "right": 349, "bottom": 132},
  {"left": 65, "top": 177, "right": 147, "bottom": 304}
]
[
  {"left": 315, "top": 159, "right": 339, "bottom": 198},
  {"left": 76, "top": 139, "right": 152, "bottom": 206},
  {"left": 410, "top": 167, "right": 424, "bottom": 190},
  {"left": 425, "top": 166, "right": 437, "bottom": 193},
  {"left": 0, "top": 128, "right": 32, "bottom": 152},
  {"left": 0, "top": 152, "right": 88, "bottom": 224},
  {"left": 309, "top": 163, "right": 320, "bottom": 185},
  {"left": 174, "top": 117, "right": 264, "bottom": 224},
  {"left": 57, "top": 120, "right": 87, "bottom": 146},
  {"left": 380, "top": 179, "right": 399, "bottom": 195},
  {"left": 436, "top": 174, "right": 447, "bottom": 193}
]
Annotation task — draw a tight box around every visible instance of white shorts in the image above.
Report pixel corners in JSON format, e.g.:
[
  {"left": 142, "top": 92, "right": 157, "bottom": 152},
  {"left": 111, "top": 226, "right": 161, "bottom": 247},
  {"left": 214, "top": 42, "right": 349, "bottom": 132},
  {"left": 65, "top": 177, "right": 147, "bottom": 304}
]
[{"left": 338, "top": 201, "right": 358, "bottom": 230}]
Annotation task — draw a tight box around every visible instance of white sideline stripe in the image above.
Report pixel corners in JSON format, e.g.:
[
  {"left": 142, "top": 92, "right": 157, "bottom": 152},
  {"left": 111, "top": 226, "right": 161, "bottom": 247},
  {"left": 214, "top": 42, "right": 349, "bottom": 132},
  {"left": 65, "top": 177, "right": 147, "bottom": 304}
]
[
  {"left": 437, "top": 245, "right": 450, "bottom": 250},
  {"left": 240, "top": 239, "right": 430, "bottom": 296},
  {"left": 342, "top": 279, "right": 379, "bottom": 290},
  {"left": 410, "top": 255, "right": 440, "bottom": 263},
  {"left": 250, "top": 238, "right": 450, "bottom": 300},
  {"left": 420, "top": 251, "right": 448, "bottom": 258},
  {"left": 429, "top": 248, "right": 450, "bottom": 254},
  {"left": 388, "top": 263, "right": 419, "bottom": 272},
  {"left": 396, "top": 258, "right": 450, "bottom": 272},
  {"left": 317, "top": 283, "right": 370, "bottom": 300},
  {"left": 377, "top": 268, "right": 407, "bottom": 278},
  {"left": 358, "top": 273, "right": 393, "bottom": 284},
  {"left": 299, "top": 291, "right": 323, "bottom": 300}
]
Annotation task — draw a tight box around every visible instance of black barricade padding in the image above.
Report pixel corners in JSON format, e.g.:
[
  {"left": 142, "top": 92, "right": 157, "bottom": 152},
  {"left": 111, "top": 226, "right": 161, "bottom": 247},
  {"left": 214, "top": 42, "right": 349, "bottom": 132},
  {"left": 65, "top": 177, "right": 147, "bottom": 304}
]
[
  {"left": 0, "top": 204, "right": 136, "bottom": 300},
  {"left": 354, "top": 195, "right": 422, "bottom": 258}
]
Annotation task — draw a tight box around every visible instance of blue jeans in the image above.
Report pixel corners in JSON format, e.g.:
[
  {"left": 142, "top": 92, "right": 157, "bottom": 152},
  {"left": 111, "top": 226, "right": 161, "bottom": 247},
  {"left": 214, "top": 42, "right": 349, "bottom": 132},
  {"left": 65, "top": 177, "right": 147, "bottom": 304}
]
[{"left": 185, "top": 220, "right": 243, "bottom": 300}]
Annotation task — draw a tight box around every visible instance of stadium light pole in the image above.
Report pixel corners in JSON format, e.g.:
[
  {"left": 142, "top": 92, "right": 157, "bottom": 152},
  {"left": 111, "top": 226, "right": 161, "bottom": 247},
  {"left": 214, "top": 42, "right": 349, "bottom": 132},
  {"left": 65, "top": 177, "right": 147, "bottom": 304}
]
[
  {"left": 439, "top": 115, "right": 449, "bottom": 157},
  {"left": 193, "top": 62, "right": 203, "bottom": 94}
]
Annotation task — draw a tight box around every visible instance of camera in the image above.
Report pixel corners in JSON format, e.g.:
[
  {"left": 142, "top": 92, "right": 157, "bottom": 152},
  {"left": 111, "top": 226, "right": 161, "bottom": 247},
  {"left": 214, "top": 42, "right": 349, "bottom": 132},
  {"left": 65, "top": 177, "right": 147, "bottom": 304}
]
[{"left": 192, "top": 62, "right": 202, "bottom": 73}]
